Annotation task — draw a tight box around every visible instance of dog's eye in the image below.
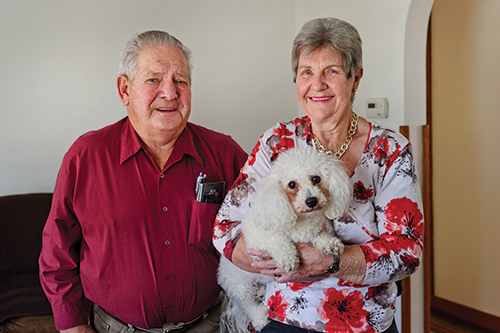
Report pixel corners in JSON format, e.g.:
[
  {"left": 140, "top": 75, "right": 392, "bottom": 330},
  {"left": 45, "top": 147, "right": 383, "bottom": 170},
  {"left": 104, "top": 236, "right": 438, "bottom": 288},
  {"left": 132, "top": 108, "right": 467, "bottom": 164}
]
[
  {"left": 288, "top": 181, "right": 297, "bottom": 189},
  {"left": 311, "top": 176, "right": 321, "bottom": 184}
]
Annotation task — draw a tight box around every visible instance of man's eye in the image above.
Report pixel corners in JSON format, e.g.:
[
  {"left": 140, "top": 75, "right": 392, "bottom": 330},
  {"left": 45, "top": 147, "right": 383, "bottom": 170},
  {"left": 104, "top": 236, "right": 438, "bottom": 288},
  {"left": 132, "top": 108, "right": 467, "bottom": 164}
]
[
  {"left": 311, "top": 176, "right": 321, "bottom": 184},
  {"left": 147, "top": 78, "right": 158, "bottom": 83},
  {"left": 288, "top": 181, "right": 297, "bottom": 190}
]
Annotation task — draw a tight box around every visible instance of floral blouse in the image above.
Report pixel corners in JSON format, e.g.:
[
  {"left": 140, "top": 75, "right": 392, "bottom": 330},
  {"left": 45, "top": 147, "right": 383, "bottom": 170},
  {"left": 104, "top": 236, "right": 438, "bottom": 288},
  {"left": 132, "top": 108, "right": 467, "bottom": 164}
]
[{"left": 213, "top": 116, "right": 424, "bottom": 333}]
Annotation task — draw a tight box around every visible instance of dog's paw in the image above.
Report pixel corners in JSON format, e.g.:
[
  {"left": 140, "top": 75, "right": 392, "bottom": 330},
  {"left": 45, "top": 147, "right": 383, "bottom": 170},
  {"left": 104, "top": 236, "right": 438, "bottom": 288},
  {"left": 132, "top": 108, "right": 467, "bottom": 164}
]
[
  {"left": 270, "top": 244, "right": 300, "bottom": 272},
  {"left": 276, "top": 256, "right": 299, "bottom": 273},
  {"left": 321, "top": 238, "right": 344, "bottom": 256}
]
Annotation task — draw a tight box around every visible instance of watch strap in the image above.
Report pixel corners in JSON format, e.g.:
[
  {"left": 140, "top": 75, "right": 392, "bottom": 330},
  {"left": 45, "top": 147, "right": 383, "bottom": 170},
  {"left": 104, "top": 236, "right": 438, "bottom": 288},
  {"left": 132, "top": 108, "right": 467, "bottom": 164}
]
[{"left": 326, "top": 253, "right": 340, "bottom": 274}]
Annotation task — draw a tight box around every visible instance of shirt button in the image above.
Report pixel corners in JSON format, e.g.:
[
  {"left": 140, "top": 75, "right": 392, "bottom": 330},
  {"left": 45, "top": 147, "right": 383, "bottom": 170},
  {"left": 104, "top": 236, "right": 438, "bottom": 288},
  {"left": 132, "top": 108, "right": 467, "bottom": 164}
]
[
  {"left": 162, "top": 206, "right": 168, "bottom": 212},
  {"left": 164, "top": 240, "right": 170, "bottom": 246},
  {"left": 166, "top": 274, "right": 171, "bottom": 279},
  {"left": 160, "top": 174, "right": 165, "bottom": 179}
]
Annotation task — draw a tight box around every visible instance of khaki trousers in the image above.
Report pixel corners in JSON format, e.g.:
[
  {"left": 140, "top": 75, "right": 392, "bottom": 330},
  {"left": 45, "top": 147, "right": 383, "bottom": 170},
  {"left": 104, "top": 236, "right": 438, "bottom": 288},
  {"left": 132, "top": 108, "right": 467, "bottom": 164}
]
[{"left": 92, "top": 295, "right": 223, "bottom": 333}]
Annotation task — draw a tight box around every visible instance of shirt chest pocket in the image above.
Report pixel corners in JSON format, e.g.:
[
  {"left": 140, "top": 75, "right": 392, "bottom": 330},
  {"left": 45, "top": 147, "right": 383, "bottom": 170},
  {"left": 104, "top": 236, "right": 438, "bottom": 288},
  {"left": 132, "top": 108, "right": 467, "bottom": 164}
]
[{"left": 188, "top": 201, "right": 222, "bottom": 252}]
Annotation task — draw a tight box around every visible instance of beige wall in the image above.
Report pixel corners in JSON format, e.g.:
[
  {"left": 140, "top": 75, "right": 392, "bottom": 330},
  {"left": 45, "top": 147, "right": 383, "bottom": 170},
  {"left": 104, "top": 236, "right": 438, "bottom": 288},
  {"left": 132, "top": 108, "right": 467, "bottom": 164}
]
[{"left": 431, "top": 0, "right": 500, "bottom": 317}]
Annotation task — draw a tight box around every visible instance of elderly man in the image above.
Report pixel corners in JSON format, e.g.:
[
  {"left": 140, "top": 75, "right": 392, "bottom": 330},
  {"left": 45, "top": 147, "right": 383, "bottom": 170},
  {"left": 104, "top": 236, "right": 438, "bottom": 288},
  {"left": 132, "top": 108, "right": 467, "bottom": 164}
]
[{"left": 39, "top": 31, "right": 248, "bottom": 333}]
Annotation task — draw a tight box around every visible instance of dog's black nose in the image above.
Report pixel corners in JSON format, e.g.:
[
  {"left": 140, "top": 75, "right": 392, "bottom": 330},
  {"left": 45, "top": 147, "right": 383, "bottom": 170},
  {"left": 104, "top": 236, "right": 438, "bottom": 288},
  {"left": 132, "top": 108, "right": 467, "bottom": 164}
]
[{"left": 305, "top": 197, "right": 318, "bottom": 208}]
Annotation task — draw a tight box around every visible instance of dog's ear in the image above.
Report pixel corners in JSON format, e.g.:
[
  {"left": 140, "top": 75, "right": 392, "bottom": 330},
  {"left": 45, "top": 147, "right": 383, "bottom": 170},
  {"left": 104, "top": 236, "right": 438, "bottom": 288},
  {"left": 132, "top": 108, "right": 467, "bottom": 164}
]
[
  {"left": 250, "top": 173, "right": 297, "bottom": 233},
  {"left": 323, "top": 159, "right": 352, "bottom": 220}
]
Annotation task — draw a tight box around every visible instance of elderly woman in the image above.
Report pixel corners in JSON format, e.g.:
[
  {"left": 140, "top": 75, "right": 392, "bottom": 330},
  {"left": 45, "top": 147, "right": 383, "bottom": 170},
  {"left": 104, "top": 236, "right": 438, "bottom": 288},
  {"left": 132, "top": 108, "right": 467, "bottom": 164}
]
[{"left": 213, "top": 17, "right": 423, "bottom": 333}]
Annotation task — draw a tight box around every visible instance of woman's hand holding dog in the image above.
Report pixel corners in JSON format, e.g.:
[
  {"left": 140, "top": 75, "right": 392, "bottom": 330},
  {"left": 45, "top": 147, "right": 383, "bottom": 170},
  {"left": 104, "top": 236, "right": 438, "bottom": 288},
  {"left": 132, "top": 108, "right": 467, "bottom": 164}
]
[
  {"left": 249, "top": 243, "right": 329, "bottom": 283},
  {"left": 249, "top": 243, "right": 367, "bottom": 285}
]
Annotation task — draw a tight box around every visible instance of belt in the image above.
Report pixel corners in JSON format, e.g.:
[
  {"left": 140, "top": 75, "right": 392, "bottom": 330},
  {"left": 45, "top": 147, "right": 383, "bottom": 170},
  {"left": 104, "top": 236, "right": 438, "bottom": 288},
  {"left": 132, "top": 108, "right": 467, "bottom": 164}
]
[{"left": 93, "top": 294, "right": 223, "bottom": 333}]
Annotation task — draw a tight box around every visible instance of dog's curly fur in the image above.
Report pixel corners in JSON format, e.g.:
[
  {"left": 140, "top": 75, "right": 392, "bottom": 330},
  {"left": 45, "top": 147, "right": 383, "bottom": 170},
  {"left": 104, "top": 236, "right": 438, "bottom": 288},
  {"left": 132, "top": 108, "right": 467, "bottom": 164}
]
[{"left": 218, "top": 146, "right": 352, "bottom": 333}]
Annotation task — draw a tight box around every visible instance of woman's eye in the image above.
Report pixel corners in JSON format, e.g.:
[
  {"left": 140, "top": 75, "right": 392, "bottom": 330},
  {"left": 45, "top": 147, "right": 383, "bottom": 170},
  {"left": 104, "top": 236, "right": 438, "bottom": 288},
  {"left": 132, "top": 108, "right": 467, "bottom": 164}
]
[
  {"left": 288, "top": 181, "right": 297, "bottom": 190},
  {"left": 311, "top": 176, "right": 321, "bottom": 184}
]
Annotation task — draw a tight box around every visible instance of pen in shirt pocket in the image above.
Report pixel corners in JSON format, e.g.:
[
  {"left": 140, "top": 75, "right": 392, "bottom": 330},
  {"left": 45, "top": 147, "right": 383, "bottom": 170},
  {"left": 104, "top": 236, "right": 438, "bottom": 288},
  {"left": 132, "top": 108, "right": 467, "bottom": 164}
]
[{"left": 195, "top": 172, "right": 206, "bottom": 201}]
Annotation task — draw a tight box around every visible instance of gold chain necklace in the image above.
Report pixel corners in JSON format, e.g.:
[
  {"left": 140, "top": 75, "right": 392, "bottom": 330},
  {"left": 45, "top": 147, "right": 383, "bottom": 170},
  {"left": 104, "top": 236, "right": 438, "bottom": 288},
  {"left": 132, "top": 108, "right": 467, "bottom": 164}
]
[{"left": 312, "top": 112, "right": 359, "bottom": 159}]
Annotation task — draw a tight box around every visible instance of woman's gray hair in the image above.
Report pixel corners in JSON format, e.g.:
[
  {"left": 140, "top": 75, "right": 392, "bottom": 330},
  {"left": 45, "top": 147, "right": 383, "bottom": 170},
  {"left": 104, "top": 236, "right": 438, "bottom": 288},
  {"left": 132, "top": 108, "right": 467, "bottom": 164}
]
[
  {"left": 292, "top": 17, "right": 362, "bottom": 82},
  {"left": 119, "top": 30, "right": 193, "bottom": 82}
]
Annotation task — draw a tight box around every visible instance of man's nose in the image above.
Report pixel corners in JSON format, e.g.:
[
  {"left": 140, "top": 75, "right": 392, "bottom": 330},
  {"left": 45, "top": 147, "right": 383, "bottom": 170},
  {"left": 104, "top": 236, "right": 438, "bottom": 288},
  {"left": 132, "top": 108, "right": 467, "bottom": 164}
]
[{"left": 159, "top": 80, "right": 178, "bottom": 100}]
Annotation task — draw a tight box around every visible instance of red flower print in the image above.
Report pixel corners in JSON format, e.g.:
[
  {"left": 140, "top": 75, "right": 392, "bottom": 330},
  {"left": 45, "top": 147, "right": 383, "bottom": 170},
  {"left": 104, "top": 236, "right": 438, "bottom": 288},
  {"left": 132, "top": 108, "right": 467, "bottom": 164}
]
[
  {"left": 293, "top": 116, "right": 309, "bottom": 128},
  {"left": 268, "top": 124, "right": 296, "bottom": 161},
  {"left": 399, "top": 252, "right": 420, "bottom": 271},
  {"left": 361, "top": 239, "right": 402, "bottom": 268},
  {"left": 373, "top": 137, "right": 402, "bottom": 171},
  {"left": 288, "top": 282, "right": 314, "bottom": 291},
  {"left": 386, "top": 145, "right": 401, "bottom": 170},
  {"left": 223, "top": 239, "right": 236, "bottom": 261},
  {"left": 271, "top": 138, "right": 295, "bottom": 161},
  {"left": 272, "top": 123, "right": 295, "bottom": 138},
  {"left": 248, "top": 141, "right": 261, "bottom": 167},
  {"left": 384, "top": 197, "right": 422, "bottom": 229},
  {"left": 231, "top": 173, "right": 248, "bottom": 189},
  {"left": 337, "top": 279, "right": 369, "bottom": 289},
  {"left": 319, "top": 288, "right": 373, "bottom": 332},
  {"left": 374, "top": 138, "right": 389, "bottom": 159},
  {"left": 214, "top": 219, "right": 236, "bottom": 235},
  {"left": 267, "top": 291, "right": 289, "bottom": 322},
  {"left": 384, "top": 197, "right": 424, "bottom": 254},
  {"left": 353, "top": 181, "right": 373, "bottom": 203}
]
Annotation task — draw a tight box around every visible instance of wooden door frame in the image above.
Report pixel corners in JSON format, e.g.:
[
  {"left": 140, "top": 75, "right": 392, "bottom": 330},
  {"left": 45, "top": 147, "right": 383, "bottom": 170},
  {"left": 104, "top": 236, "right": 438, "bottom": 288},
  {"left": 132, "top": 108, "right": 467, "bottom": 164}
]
[
  {"left": 423, "top": 17, "right": 433, "bottom": 333},
  {"left": 424, "top": 13, "right": 500, "bottom": 333}
]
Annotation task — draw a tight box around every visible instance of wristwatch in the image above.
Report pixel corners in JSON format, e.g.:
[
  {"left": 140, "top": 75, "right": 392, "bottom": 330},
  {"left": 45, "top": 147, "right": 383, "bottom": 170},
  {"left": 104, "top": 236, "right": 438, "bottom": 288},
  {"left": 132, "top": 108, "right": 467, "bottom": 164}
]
[{"left": 326, "top": 253, "right": 340, "bottom": 274}]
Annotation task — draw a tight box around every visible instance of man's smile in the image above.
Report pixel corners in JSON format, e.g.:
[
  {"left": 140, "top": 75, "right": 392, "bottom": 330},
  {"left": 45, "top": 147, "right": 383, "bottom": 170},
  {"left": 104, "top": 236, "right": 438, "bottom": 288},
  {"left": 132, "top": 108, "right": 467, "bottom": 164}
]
[{"left": 156, "top": 107, "right": 176, "bottom": 112}]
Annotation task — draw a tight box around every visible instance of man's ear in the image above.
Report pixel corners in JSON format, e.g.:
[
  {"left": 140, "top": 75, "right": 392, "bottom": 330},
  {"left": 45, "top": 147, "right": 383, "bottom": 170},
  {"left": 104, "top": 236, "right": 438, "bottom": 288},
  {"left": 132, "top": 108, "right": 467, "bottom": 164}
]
[{"left": 117, "top": 75, "right": 131, "bottom": 106}]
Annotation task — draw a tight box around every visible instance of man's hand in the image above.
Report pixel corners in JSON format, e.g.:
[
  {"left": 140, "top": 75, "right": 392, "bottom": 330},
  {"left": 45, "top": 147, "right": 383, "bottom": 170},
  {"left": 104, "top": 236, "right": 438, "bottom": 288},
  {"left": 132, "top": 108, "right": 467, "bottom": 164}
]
[{"left": 60, "top": 324, "right": 95, "bottom": 333}]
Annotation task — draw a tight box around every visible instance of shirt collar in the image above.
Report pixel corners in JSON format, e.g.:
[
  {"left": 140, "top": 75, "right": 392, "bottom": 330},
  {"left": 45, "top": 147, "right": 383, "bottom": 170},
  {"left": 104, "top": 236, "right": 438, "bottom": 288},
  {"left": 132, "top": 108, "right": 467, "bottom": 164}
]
[
  {"left": 119, "top": 118, "right": 204, "bottom": 167},
  {"left": 120, "top": 118, "right": 143, "bottom": 165},
  {"left": 166, "top": 123, "right": 204, "bottom": 168}
]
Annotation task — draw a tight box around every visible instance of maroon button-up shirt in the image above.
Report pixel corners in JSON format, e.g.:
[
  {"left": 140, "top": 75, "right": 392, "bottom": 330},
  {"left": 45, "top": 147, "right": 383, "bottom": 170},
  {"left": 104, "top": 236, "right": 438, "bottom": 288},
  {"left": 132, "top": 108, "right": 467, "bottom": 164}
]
[{"left": 39, "top": 117, "right": 247, "bottom": 330}]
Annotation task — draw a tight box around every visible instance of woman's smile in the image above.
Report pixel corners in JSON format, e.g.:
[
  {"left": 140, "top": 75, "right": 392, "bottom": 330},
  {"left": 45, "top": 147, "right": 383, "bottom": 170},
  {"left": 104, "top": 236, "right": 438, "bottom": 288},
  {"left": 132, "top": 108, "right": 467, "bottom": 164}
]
[{"left": 309, "top": 96, "right": 334, "bottom": 102}]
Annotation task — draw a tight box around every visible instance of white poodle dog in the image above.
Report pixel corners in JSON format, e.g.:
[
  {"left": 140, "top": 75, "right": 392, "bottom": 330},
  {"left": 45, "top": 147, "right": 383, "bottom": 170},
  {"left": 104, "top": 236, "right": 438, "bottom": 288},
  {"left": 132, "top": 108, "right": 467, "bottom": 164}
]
[{"left": 218, "top": 146, "right": 352, "bottom": 333}]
